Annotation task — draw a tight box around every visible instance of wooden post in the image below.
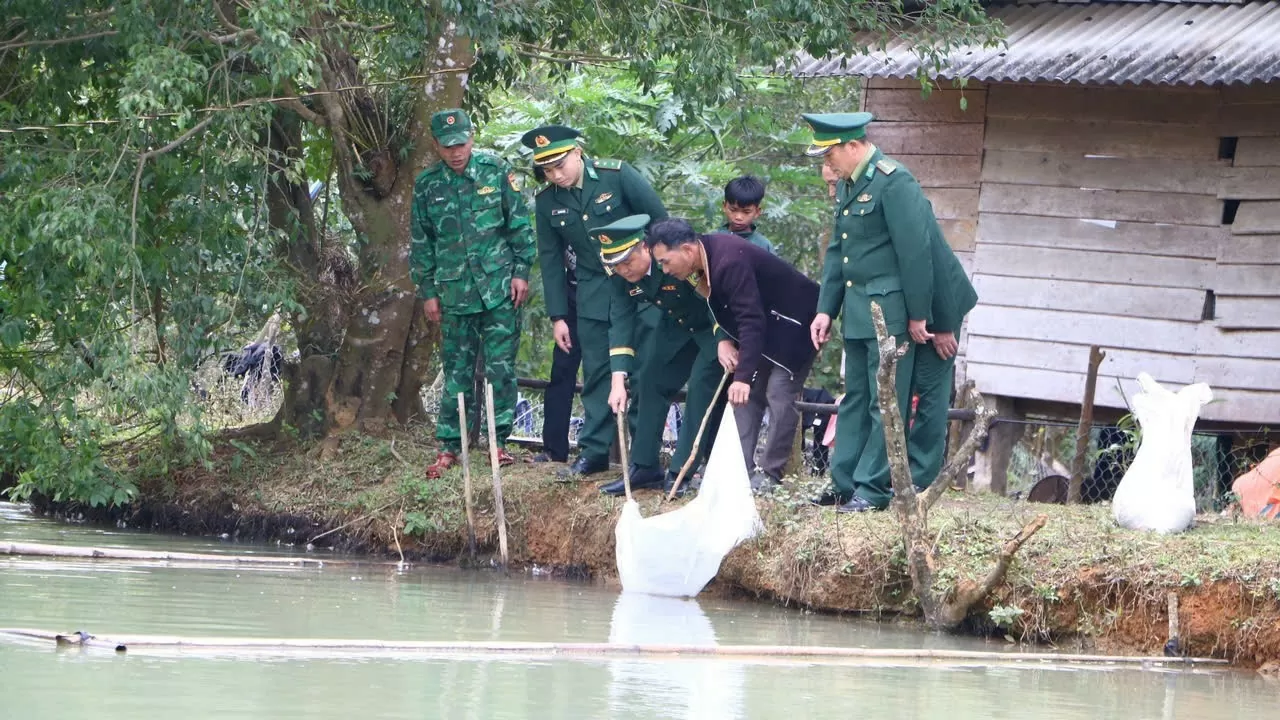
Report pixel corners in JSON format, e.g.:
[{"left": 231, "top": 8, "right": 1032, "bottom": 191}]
[
  {"left": 1166, "top": 592, "right": 1182, "bottom": 657},
  {"left": 457, "top": 392, "right": 478, "bottom": 559},
  {"left": 484, "top": 381, "right": 510, "bottom": 569},
  {"left": 971, "top": 395, "right": 1023, "bottom": 496},
  {"left": 1068, "top": 346, "right": 1107, "bottom": 504}
]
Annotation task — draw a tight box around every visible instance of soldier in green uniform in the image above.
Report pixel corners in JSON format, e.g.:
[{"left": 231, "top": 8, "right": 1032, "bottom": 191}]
[
  {"left": 589, "top": 214, "right": 725, "bottom": 496},
  {"left": 411, "top": 109, "right": 535, "bottom": 478},
  {"left": 804, "top": 111, "right": 936, "bottom": 513},
  {"left": 908, "top": 221, "right": 978, "bottom": 490},
  {"left": 521, "top": 125, "right": 668, "bottom": 478}
]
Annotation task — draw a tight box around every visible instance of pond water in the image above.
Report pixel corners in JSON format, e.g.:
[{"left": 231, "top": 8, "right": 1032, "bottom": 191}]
[{"left": 0, "top": 502, "right": 1271, "bottom": 719}]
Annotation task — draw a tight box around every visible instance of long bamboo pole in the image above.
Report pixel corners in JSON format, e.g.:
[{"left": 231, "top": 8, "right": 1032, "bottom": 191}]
[
  {"left": 665, "top": 371, "right": 731, "bottom": 501},
  {"left": 457, "top": 391, "right": 478, "bottom": 559},
  {"left": 616, "top": 409, "right": 633, "bottom": 502},
  {"left": 0, "top": 628, "right": 1226, "bottom": 666},
  {"left": 0, "top": 542, "right": 379, "bottom": 566},
  {"left": 484, "top": 381, "right": 510, "bottom": 568}
]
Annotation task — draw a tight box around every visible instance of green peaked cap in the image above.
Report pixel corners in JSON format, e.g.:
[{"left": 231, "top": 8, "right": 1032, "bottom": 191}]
[
  {"left": 801, "top": 112, "right": 873, "bottom": 156},
  {"left": 431, "top": 109, "right": 473, "bottom": 147},
  {"left": 590, "top": 214, "right": 651, "bottom": 266},
  {"left": 520, "top": 125, "right": 582, "bottom": 165}
]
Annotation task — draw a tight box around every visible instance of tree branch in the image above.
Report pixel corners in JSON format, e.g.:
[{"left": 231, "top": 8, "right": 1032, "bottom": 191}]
[
  {"left": 948, "top": 514, "right": 1048, "bottom": 613},
  {"left": 278, "top": 97, "right": 326, "bottom": 126},
  {"left": 0, "top": 30, "right": 118, "bottom": 52},
  {"left": 920, "top": 381, "right": 995, "bottom": 511}
]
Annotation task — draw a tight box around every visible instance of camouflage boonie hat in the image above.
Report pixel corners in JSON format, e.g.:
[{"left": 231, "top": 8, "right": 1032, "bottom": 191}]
[{"left": 431, "top": 109, "right": 473, "bottom": 147}]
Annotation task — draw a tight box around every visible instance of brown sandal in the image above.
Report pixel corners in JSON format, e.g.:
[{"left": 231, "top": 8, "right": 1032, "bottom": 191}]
[{"left": 425, "top": 451, "right": 458, "bottom": 479}]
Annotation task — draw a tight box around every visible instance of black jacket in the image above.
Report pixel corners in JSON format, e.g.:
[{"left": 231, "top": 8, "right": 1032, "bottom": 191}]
[{"left": 701, "top": 232, "right": 820, "bottom": 383}]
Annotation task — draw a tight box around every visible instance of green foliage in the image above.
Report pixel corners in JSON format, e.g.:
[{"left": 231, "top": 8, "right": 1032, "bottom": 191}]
[
  {"left": 476, "top": 69, "right": 854, "bottom": 387},
  {"left": 988, "top": 604, "right": 1025, "bottom": 630},
  {"left": 0, "top": 0, "right": 999, "bottom": 506}
]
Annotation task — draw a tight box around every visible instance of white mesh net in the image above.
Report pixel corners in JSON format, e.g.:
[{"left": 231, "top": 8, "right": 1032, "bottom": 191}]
[{"left": 614, "top": 408, "right": 763, "bottom": 597}]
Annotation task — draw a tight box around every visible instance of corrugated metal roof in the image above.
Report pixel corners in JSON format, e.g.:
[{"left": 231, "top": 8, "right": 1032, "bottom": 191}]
[{"left": 791, "top": 1, "right": 1280, "bottom": 85}]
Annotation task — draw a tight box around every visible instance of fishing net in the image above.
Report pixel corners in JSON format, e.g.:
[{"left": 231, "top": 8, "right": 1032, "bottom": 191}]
[{"left": 614, "top": 408, "right": 763, "bottom": 597}]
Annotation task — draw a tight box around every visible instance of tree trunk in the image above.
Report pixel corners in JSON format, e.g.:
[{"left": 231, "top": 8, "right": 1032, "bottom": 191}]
[{"left": 266, "top": 23, "right": 470, "bottom": 442}]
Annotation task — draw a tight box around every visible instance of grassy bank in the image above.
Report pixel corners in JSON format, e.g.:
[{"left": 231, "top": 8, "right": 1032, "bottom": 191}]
[{"left": 50, "top": 426, "right": 1280, "bottom": 668}]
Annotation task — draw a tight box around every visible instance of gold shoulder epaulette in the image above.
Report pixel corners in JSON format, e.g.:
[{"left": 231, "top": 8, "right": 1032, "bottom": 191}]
[
  {"left": 875, "top": 158, "right": 897, "bottom": 175},
  {"left": 594, "top": 158, "right": 623, "bottom": 171}
]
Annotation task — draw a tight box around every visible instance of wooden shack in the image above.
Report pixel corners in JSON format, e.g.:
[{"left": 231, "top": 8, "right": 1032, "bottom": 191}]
[{"left": 795, "top": 0, "right": 1280, "bottom": 433}]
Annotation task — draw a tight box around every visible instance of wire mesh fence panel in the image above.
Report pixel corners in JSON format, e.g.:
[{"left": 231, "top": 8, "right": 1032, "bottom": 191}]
[{"left": 1005, "top": 418, "right": 1276, "bottom": 511}]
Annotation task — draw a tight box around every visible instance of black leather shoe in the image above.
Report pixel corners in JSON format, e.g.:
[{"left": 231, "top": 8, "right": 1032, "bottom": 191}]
[
  {"left": 809, "top": 491, "right": 843, "bottom": 506},
  {"left": 662, "top": 470, "right": 691, "bottom": 499},
  {"left": 557, "top": 455, "right": 609, "bottom": 479},
  {"left": 599, "top": 465, "right": 664, "bottom": 496},
  {"left": 528, "top": 452, "right": 566, "bottom": 464},
  {"left": 836, "top": 496, "right": 878, "bottom": 514}
]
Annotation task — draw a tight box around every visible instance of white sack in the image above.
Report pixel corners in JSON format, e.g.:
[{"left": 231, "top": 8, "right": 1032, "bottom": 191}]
[{"left": 1112, "top": 372, "right": 1213, "bottom": 534}]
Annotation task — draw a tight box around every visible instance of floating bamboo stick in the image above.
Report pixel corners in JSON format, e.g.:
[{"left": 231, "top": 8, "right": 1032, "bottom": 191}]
[
  {"left": 457, "top": 391, "right": 478, "bottom": 559},
  {"left": 0, "top": 542, "right": 377, "bottom": 566},
  {"left": 484, "top": 381, "right": 510, "bottom": 568},
  {"left": 0, "top": 627, "right": 1227, "bottom": 666}
]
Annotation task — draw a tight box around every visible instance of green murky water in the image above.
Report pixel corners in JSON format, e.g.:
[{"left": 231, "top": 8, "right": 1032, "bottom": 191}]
[{"left": 0, "top": 502, "right": 1271, "bottom": 718}]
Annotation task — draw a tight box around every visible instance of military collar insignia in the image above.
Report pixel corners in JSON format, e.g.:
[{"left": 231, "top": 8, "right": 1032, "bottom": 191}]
[
  {"left": 551, "top": 208, "right": 568, "bottom": 215},
  {"left": 856, "top": 193, "right": 872, "bottom": 202},
  {"left": 628, "top": 287, "right": 643, "bottom": 296},
  {"left": 507, "top": 172, "right": 520, "bottom": 191},
  {"left": 477, "top": 185, "right": 497, "bottom": 195},
  {"left": 595, "top": 192, "right": 613, "bottom": 204},
  {"left": 534, "top": 135, "right": 550, "bottom": 147}
]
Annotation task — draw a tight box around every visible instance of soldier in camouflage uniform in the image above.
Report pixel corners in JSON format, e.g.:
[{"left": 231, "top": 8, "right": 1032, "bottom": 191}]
[
  {"left": 521, "top": 125, "right": 668, "bottom": 479},
  {"left": 411, "top": 109, "right": 535, "bottom": 478}
]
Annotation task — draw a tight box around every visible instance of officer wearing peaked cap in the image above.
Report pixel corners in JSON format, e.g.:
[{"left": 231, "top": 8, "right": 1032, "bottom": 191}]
[
  {"left": 804, "top": 111, "right": 943, "bottom": 513},
  {"left": 591, "top": 214, "right": 725, "bottom": 497},
  {"left": 522, "top": 124, "right": 668, "bottom": 479}
]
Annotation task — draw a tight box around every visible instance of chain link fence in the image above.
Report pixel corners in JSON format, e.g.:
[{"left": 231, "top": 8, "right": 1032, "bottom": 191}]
[{"left": 1002, "top": 418, "right": 1276, "bottom": 512}]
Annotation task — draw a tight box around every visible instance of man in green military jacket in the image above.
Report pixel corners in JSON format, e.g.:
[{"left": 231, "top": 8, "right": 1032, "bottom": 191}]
[
  {"left": 521, "top": 125, "right": 668, "bottom": 478},
  {"left": 589, "top": 215, "right": 725, "bottom": 497},
  {"left": 804, "top": 111, "right": 937, "bottom": 513},
  {"left": 908, "top": 214, "right": 978, "bottom": 491},
  {"left": 411, "top": 108, "right": 535, "bottom": 478}
]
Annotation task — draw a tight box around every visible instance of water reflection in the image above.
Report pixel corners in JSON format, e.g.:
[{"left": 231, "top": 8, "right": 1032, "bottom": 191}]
[{"left": 607, "top": 593, "right": 745, "bottom": 720}]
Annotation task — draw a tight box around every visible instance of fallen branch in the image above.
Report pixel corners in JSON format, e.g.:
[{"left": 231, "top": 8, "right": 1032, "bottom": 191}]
[
  {"left": 307, "top": 500, "right": 396, "bottom": 544},
  {"left": 871, "top": 302, "right": 1043, "bottom": 630}
]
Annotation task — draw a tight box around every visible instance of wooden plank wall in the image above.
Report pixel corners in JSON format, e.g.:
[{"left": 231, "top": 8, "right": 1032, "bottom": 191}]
[
  {"left": 862, "top": 77, "right": 986, "bottom": 265},
  {"left": 964, "top": 82, "right": 1280, "bottom": 426},
  {"left": 862, "top": 78, "right": 987, "bottom": 380}
]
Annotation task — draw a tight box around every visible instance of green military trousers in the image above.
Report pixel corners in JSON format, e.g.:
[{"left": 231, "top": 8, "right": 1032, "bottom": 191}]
[
  {"left": 437, "top": 299, "right": 521, "bottom": 453},
  {"left": 576, "top": 308, "right": 657, "bottom": 463},
  {"left": 830, "top": 335, "right": 916, "bottom": 508},
  {"left": 631, "top": 326, "right": 724, "bottom": 473},
  {"left": 907, "top": 345, "right": 956, "bottom": 490}
]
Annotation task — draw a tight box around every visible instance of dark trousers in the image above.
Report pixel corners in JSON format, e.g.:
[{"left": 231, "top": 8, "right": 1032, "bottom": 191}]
[{"left": 542, "top": 287, "right": 582, "bottom": 461}]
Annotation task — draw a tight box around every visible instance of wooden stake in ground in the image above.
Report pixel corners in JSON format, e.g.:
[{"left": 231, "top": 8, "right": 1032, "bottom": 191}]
[
  {"left": 457, "top": 392, "right": 478, "bottom": 559},
  {"left": 616, "top": 409, "right": 633, "bottom": 502},
  {"left": 484, "top": 381, "right": 510, "bottom": 569},
  {"left": 1069, "top": 345, "right": 1107, "bottom": 504},
  {"left": 870, "top": 301, "right": 1046, "bottom": 630},
  {"left": 665, "top": 371, "right": 732, "bottom": 501}
]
